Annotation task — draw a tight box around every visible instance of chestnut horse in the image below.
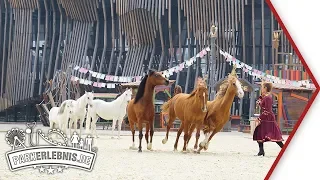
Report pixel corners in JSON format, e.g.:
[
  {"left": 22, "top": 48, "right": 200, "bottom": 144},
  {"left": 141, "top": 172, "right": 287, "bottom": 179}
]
[
  {"left": 161, "top": 78, "right": 208, "bottom": 152},
  {"left": 173, "top": 85, "right": 182, "bottom": 96},
  {"left": 197, "top": 71, "right": 244, "bottom": 153},
  {"left": 127, "top": 69, "right": 169, "bottom": 152}
]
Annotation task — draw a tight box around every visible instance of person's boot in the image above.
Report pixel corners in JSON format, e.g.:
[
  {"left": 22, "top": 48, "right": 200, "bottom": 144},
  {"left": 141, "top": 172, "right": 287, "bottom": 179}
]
[
  {"left": 276, "top": 141, "right": 284, "bottom": 148},
  {"left": 257, "top": 142, "right": 265, "bottom": 156}
]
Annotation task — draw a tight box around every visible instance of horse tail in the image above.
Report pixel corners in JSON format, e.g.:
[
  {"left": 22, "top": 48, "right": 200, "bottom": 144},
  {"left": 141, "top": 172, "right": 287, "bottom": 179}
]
[
  {"left": 162, "top": 89, "right": 182, "bottom": 113},
  {"left": 161, "top": 99, "right": 172, "bottom": 113},
  {"left": 124, "top": 115, "right": 129, "bottom": 124},
  {"left": 58, "top": 102, "right": 67, "bottom": 114}
]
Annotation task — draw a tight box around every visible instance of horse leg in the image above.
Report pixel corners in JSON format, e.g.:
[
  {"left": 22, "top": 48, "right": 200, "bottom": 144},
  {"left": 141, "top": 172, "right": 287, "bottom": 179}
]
[
  {"left": 162, "top": 115, "right": 176, "bottom": 144},
  {"left": 92, "top": 116, "right": 99, "bottom": 138},
  {"left": 129, "top": 121, "right": 137, "bottom": 150},
  {"left": 50, "top": 121, "right": 54, "bottom": 130},
  {"left": 198, "top": 129, "right": 215, "bottom": 153},
  {"left": 204, "top": 130, "right": 218, "bottom": 151},
  {"left": 145, "top": 123, "right": 150, "bottom": 149},
  {"left": 187, "top": 124, "right": 197, "bottom": 152},
  {"left": 194, "top": 126, "right": 201, "bottom": 151},
  {"left": 117, "top": 119, "right": 123, "bottom": 139},
  {"left": 182, "top": 122, "right": 190, "bottom": 152},
  {"left": 85, "top": 110, "right": 91, "bottom": 133},
  {"left": 174, "top": 122, "right": 184, "bottom": 151},
  {"left": 69, "top": 118, "right": 73, "bottom": 137},
  {"left": 148, "top": 120, "right": 154, "bottom": 151},
  {"left": 79, "top": 117, "right": 85, "bottom": 137},
  {"left": 138, "top": 120, "right": 143, "bottom": 153},
  {"left": 111, "top": 118, "right": 116, "bottom": 139}
]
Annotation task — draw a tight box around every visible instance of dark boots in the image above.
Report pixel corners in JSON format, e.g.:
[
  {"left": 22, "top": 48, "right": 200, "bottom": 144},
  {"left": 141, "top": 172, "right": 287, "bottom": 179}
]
[
  {"left": 256, "top": 141, "right": 284, "bottom": 156},
  {"left": 276, "top": 141, "right": 284, "bottom": 148},
  {"left": 257, "top": 142, "right": 265, "bottom": 156}
]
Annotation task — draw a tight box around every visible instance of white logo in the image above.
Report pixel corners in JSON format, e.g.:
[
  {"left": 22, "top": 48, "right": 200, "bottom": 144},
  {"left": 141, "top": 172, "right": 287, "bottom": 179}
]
[{"left": 5, "top": 123, "right": 97, "bottom": 174}]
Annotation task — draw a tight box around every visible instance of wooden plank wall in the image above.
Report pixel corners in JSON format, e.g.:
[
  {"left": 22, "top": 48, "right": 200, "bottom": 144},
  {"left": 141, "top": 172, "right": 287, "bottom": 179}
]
[{"left": 0, "top": 0, "right": 305, "bottom": 112}]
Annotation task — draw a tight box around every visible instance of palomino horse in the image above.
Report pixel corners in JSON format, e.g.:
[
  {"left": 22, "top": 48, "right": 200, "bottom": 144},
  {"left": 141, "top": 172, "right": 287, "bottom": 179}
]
[
  {"left": 68, "top": 91, "right": 94, "bottom": 137},
  {"left": 197, "top": 67, "right": 244, "bottom": 153},
  {"left": 127, "top": 69, "right": 169, "bottom": 152},
  {"left": 161, "top": 78, "right": 208, "bottom": 152},
  {"left": 49, "top": 100, "right": 74, "bottom": 133},
  {"left": 86, "top": 88, "right": 133, "bottom": 138}
]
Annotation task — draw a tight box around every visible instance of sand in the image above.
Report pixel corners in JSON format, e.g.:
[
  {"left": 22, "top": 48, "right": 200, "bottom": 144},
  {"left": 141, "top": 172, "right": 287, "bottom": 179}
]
[{"left": 0, "top": 124, "right": 286, "bottom": 180}]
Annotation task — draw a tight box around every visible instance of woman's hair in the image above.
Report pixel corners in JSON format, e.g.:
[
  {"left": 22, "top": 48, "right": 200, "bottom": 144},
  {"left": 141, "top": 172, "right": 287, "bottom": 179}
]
[{"left": 263, "top": 82, "right": 273, "bottom": 92}]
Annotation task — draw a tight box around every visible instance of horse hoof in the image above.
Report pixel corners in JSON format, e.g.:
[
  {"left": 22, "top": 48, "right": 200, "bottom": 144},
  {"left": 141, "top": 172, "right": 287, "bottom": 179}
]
[
  {"left": 138, "top": 149, "right": 142, "bottom": 153},
  {"left": 195, "top": 151, "right": 201, "bottom": 154},
  {"left": 204, "top": 143, "right": 209, "bottom": 151},
  {"left": 147, "top": 143, "right": 152, "bottom": 150},
  {"left": 111, "top": 137, "right": 115, "bottom": 139},
  {"left": 200, "top": 142, "right": 206, "bottom": 146},
  {"left": 182, "top": 150, "right": 187, "bottom": 154},
  {"left": 173, "top": 148, "right": 178, "bottom": 152},
  {"left": 162, "top": 138, "right": 168, "bottom": 144}
]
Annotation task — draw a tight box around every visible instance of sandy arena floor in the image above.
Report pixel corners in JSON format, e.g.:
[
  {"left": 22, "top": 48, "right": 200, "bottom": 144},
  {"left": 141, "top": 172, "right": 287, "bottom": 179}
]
[{"left": 0, "top": 124, "right": 287, "bottom": 180}]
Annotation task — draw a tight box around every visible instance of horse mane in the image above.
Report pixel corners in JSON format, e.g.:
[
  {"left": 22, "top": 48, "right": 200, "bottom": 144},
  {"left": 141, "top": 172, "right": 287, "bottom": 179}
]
[
  {"left": 134, "top": 75, "right": 148, "bottom": 104},
  {"left": 58, "top": 101, "right": 67, "bottom": 114},
  {"left": 187, "top": 89, "right": 197, "bottom": 99},
  {"left": 215, "top": 80, "right": 229, "bottom": 98}
]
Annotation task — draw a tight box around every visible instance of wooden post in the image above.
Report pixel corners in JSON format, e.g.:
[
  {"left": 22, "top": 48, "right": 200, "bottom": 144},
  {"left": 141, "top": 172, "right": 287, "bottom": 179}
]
[{"left": 47, "top": 91, "right": 56, "bottom": 107}]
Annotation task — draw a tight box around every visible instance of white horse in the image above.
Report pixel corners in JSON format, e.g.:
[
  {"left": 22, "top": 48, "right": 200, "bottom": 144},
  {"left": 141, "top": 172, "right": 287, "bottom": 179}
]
[
  {"left": 69, "top": 91, "right": 94, "bottom": 137},
  {"left": 86, "top": 88, "right": 133, "bottom": 138},
  {"left": 49, "top": 100, "right": 74, "bottom": 134}
]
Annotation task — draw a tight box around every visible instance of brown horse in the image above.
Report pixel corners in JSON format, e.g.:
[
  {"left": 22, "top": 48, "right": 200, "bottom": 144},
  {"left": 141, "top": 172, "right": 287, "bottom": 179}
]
[
  {"left": 161, "top": 78, "right": 208, "bottom": 152},
  {"left": 173, "top": 85, "right": 182, "bottom": 96},
  {"left": 197, "top": 69, "right": 244, "bottom": 153},
  {"left": 127, "top": 69, "right": 169, "bottom": 152}
]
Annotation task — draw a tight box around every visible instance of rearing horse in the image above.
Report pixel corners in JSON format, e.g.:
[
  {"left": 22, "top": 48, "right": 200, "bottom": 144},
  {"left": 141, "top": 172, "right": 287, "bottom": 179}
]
[
  {"left": 161, "top": 78, "right": 208, "bottom": 152},
  {"left": 197, "top": 66, "right": 244, "bottom": 153},
  {"left": 127, "top": 69, "right": 169, "bottom": 152}
]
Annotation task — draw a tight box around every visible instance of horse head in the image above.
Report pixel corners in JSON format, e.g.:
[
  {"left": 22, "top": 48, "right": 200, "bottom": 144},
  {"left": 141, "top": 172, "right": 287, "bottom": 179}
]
[
  {"left": 66, "top": 102, "right": 74, "bottom": 115},
  {"left": 84, "top": 91, "right": 94, "bottom": 107},
  {"left": 124, "top": 88, "right": 133, "bottom": 103},
  {"left": 174, "top": 85, "right": 182, "bottom": 96},
  {"left": 191, "top": 84, "right": 208, "bottom": 113},
  {"left": 227, "top": 74, "right": 244, "bottom": 99},
  {"left": 147, "top": 69, "right": 169, "bottom": 86}
]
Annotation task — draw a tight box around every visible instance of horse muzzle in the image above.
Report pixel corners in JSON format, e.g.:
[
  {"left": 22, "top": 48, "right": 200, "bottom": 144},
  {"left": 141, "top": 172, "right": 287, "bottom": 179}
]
[
  {"left": 238, "top": 92, "right": 244, "bottom": 99},
  {"left": 165, "top": 80, "right": 169, "bottom": 85},
  {"left": 202, "top": 107, "right": 208, "bottom": 113}
]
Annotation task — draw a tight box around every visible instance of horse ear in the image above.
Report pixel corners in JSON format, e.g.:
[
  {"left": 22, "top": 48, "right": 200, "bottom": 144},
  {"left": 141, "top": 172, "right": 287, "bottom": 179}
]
[{"left": 148, "top": 69, "right": 155, "bottom": 75}]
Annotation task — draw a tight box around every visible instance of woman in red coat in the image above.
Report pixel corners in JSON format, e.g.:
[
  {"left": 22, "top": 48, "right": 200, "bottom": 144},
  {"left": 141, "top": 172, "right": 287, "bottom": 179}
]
[{"left": 253, "top": 82, "right": 284, "bottom": 156}]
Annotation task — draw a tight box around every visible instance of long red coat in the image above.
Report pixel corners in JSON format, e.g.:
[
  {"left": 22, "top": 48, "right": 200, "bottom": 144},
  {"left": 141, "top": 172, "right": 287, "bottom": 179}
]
[{"left": 253, "top": 94, "right": 284, "bottom": 142}]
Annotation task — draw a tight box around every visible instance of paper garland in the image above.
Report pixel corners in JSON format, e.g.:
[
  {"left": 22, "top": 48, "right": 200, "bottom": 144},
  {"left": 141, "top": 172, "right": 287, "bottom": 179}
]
[
  {"left": 70, "top": 76, "right": 116, "bottom": 89},
  {"left": 219, "top": 50, "right": 315, "bottom": 89},
  {"left": 72, "top": 47, "right": 211, "bottom": 83}
]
